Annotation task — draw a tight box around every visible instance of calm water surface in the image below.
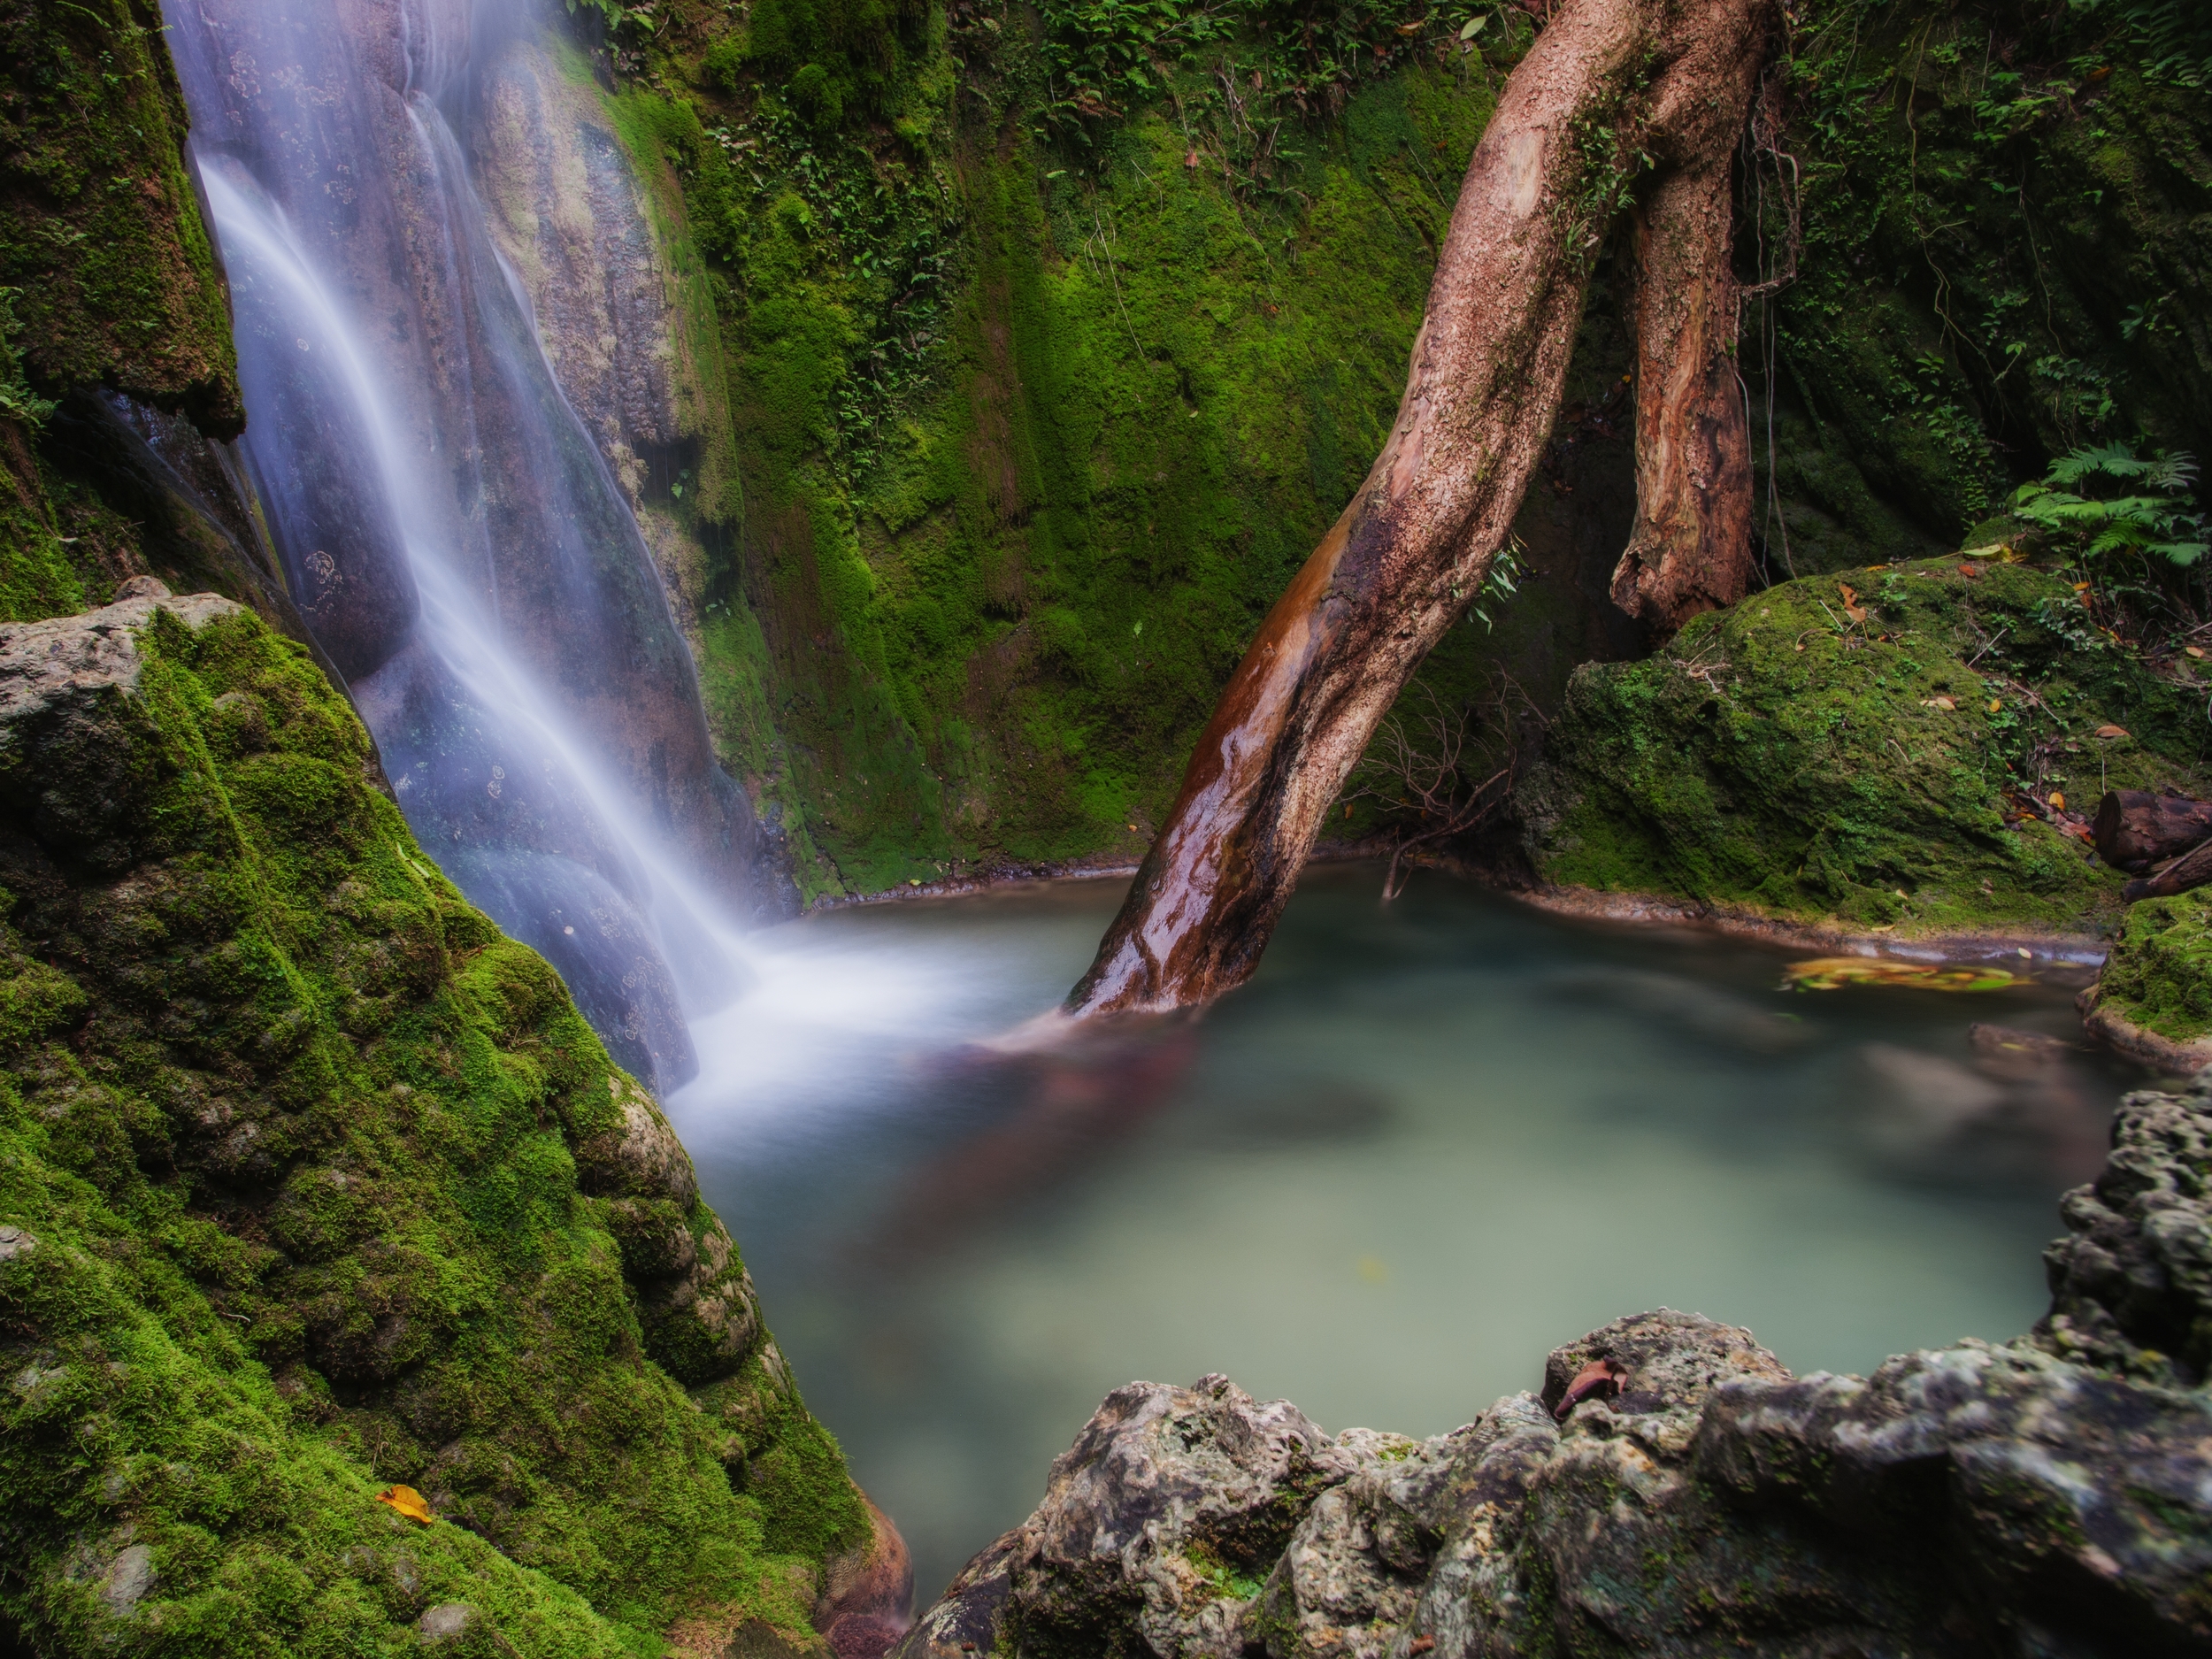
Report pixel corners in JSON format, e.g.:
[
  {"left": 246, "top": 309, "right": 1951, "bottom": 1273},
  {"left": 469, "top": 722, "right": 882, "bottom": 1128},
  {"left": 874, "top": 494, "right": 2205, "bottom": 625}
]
[{"left": 665, "top": 865, "right": 2140, "bottom": 1599}]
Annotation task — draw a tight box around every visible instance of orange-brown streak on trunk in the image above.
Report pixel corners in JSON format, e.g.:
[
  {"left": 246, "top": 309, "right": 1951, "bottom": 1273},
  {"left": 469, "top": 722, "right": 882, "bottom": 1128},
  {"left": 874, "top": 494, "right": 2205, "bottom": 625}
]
[
  {"left": 1065, "top": 0, "right": 1777, "bottom": 1020},
  {"left": 1609, "top": 4, "right": 1774, "bottom": 630}
]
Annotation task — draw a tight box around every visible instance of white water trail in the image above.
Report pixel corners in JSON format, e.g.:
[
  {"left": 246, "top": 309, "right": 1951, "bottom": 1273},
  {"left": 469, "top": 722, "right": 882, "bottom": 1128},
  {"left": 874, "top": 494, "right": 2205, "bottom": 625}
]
[{"left": 167, "top": 0, "right": 767, "bottom": 1091}]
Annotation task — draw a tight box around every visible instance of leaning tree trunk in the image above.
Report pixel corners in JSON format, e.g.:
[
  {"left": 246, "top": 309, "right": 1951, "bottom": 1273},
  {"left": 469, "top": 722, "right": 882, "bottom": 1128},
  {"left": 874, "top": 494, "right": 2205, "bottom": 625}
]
[{"left": 1065, "top": 0, "right": 1776, "bottom": 1018}]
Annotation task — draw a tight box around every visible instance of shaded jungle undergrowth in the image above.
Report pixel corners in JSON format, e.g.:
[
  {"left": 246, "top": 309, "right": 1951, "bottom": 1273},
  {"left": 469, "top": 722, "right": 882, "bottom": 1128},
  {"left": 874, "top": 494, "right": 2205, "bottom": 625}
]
[{"left": 0, "top": 599, "right": 864, "bottom": 1655}]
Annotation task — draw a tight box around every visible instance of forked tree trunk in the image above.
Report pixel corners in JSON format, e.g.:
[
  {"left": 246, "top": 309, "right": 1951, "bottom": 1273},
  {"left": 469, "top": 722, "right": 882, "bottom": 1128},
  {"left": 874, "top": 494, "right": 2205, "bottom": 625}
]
[
  {"left": 1610, "top": 151, "right": 1760, "bottom": 622},
  {"left": 1065, "top": 0, "right": 1776, "bottom": 1018}
]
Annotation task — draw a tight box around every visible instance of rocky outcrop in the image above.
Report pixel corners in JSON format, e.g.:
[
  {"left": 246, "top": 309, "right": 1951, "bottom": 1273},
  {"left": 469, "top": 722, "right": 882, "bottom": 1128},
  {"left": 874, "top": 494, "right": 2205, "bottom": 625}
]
[
  {"left": 899, "top": 1078, "right": 2212, "bottom": 1659},
  {"left": 0, "top": 594, "right": 869, "bottom": 1655}
]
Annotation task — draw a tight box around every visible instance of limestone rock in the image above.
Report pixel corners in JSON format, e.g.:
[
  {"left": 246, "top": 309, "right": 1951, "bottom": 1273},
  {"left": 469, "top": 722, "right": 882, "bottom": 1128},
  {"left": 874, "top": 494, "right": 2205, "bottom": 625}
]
[
  {"left": 900, "top": 1086, "right": 2212, "bottom": 1658},
  {"left": 2038, "top": 1073, "right": 2212, "bottom": 1385},
  {"left": 575, "top": 1071, "right": 701, "bottom": 1209}
]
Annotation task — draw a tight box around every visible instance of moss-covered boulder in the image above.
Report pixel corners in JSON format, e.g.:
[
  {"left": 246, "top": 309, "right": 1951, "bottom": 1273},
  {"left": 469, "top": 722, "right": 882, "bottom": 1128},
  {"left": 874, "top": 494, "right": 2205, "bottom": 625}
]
[
  {"left": 0, "top": 588, "right": 867, "bottom": 1654},
  {"left": 2082, "top": 890, "right": 2212, "bottom": 1071},
  {"left": 1519, "top": 557, "right": 2210, "bottom": 941}
]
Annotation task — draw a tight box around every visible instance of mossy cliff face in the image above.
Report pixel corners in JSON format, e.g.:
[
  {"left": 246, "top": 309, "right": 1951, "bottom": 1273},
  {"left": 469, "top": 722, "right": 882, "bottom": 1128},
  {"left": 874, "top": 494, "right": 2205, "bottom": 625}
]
[
  {"left": 0, "top": 592, "right": 866, "bottom": 1654},
  {"left": 0, "top": 0, "right": 240, "bottom": 434},
  {"left": 0, "top": 0, "right": 324, "bottom": 664},
  {"left": 1522, "top": 557, "right": 2209, "bottom": 938},
  {"left": 512, "top": 4, "right": 1520, "bottom": 900}
]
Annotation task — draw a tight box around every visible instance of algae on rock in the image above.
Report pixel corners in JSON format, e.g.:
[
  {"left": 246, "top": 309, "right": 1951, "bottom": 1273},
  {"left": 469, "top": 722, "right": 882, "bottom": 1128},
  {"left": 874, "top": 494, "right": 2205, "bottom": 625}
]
[{"left": 0, "top": 591, "right": 867, "bottom": 1655}]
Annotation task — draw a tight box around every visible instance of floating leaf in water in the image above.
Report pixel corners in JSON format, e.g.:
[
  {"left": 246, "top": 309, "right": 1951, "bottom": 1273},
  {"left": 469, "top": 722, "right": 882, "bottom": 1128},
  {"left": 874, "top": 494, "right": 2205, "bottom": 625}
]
[
  {"left": 376, "top": 1485, "right": 434, "bottom": 1525},
  {"left": 1783, "top": 957, "right": 2027, "bottom": 993}
]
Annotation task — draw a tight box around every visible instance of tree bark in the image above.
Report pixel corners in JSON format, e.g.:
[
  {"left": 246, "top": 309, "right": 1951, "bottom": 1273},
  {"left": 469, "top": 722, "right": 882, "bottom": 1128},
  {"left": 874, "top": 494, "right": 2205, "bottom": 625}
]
[
  {"left": 1065, "top": 0, "right": 1776, "bottom": 1019},
  {"left": 1609, "top": 161, "right": 1758, "bottom": 626},
  {"left": 2093, "top": 789, "right": 2212, "bottom": 873}
]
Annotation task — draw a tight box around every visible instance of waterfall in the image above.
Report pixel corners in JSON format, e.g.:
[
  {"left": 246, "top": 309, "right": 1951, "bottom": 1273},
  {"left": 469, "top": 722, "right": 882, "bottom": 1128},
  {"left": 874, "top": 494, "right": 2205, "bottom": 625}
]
[{"left": 160, "top": 0, "right": 762, "bottom": 1094}]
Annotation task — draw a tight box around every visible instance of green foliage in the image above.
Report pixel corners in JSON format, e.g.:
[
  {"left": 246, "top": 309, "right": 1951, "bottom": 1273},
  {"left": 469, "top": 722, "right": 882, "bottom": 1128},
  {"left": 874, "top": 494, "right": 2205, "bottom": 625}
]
[
  {"left": 2070, "top": 0, "right": 2212, "bottom": 87},
  {"left": 0, "top": 287, "right": 53, "bottom": 428},
  {"left": 0, "top": 602, "right": 862, "bottom": 1652},
  {"left": 1036, "top": 0, "right": 1511, "bottom": 124},
  {"left": 1755, "top": 0, "right": 2212, "bottom": 561},
  {"left": 708, "top": 0, "right": 926, "bottom": 131},
  {"left": 2012, "top": 442, "right": 2208, "bottom": 567}
]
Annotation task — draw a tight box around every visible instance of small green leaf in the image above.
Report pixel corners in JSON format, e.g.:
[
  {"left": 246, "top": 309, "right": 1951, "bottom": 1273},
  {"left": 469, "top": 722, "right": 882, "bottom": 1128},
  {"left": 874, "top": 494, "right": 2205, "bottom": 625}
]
[{"left": 1460, "top": 14, "right": 1488, "bottom": 37}]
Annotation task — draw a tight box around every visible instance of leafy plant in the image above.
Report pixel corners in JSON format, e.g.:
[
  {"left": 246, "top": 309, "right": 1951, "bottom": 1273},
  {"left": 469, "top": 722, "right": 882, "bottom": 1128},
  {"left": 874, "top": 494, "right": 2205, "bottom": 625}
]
[
  {"left": 2011, "top": 442, "right": 2208, "bottom": 567},
  {"left": 2069, "top": 0, "right": 2212, "bottom": 86},
  {"left": 0, "top": 288, "right": 55, "bottom": 429}
]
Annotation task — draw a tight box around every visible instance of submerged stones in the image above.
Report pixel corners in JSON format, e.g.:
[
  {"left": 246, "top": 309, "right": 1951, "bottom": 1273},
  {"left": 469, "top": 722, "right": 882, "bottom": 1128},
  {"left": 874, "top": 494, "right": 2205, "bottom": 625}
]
[{"left": 898, "top": 1077, "right": 2212, "bottom": 1658}]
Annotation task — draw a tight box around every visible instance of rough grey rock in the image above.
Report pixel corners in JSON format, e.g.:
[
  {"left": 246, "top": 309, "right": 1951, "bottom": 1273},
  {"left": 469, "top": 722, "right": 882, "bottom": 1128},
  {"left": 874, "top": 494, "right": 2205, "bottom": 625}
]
[
  {"left": 419, "top": 1601, "right": 474, "bottom": 1640},
  {"left": 0, "top": 588, "right": 243, "bottom": 869},
  {"left": 97, "top": 1543, "right": 155, "bottom": 1616},
  {"left": 2039, "top": 1073, "right": 2212, "bottom": 1386},
  {"left": 0, "top": 1225, "right": 35, "bottom": 1263},
  {"left": 896, "top": 1084, "right": 2212, "bottom": 1659}
]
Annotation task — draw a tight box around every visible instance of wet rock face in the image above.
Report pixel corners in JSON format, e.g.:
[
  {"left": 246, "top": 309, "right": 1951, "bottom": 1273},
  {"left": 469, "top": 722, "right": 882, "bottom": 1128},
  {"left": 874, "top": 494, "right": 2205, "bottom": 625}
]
[
  {"left": 2039, "top": 1074, "right": 2212, "bottom": 1386},
  {"left": 900, "top": 1087, "right": 2212, "bottom": 1659}
]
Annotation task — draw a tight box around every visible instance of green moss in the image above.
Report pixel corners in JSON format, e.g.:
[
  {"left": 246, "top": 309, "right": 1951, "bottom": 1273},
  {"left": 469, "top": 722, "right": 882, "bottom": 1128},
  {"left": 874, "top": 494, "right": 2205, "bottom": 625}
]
[
  {"left": 1523, "top": 557, "right": 2208, "bottom": 937},
  {"left": 618, "top": 4, "right": 1503, "bottom": 893},
  {"left": 2092, "top": 887, "right": 2212, "bottom": 1042},
  {"left": 0, "top": 600, "right": 864, "bottom": 1653},
  {"left": 1754, "top": 1, "right": 2212, "bottom": 569},
  {"left": 0, "top": 0, "right": 241, "bottom": 431}
]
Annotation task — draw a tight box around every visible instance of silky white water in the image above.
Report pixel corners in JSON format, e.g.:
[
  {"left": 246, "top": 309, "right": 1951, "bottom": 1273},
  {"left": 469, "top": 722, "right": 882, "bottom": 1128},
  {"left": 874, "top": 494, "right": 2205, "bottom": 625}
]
[{"left": 164, "top": 0, "right": 760, "bottom": 1093}]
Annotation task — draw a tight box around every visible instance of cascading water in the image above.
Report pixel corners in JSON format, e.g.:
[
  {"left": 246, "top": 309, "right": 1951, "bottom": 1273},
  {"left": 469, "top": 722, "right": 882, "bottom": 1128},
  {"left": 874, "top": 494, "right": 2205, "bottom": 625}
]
[{"left": 160, "top": 0, "right": 766, "bottom": 1093}]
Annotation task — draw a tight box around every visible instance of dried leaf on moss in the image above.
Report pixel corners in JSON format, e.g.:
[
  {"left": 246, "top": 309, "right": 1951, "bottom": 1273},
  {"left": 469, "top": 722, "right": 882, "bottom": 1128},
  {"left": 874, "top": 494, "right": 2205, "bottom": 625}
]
[{"left": 376, "top": 1485, "right": 435, "bottom": 1525}]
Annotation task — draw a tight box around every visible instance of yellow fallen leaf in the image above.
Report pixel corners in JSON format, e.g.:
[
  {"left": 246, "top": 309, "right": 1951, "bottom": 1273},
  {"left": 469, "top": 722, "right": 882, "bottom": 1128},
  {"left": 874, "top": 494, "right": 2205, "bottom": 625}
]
[
  {"left": 376, "top": 1485, "right": 434, "bottom": 1525},
  {"left": 1960, "top": 543, "right": 2010, "bottom": 560},
  {"left": 1924, "top": 695, "right": 1956, "bottom": 710},
  {"left": 1784, "top": 957, "right": 2025, "bottom": 993},
  {"left": 2094, "top": 724, "right": 2130, "bottom": 740},
  {"left": 1988, "top": 698, "right": 2003, "bottom": 712},
  {"left": 2050, "top": 791, "right": 2066, "bottom": 810},
  {"left": 2188, "top": 646, "right": 2206, "bottom": 660}
]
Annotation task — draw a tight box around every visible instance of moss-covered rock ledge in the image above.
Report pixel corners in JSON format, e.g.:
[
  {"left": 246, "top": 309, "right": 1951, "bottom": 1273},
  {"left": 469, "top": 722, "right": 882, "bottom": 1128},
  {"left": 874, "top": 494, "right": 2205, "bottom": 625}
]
[
  {"left": 1519, "top": 556, "right": 2210, "bottom": 949},
  {"left": 0, "top": 588, "right": 872, "bottom": 1655}
]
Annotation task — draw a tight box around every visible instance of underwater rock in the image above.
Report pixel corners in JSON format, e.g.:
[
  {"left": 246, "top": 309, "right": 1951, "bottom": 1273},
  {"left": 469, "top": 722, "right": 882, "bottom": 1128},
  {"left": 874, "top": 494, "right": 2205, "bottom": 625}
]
[{"left": 897, "top": 1079, "right": 2212, "bottom": 1657}]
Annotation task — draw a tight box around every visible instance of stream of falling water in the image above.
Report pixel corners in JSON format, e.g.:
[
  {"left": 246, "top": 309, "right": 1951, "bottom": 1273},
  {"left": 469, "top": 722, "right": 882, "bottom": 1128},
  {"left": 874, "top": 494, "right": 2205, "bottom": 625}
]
[{"left": 162, "top": 0, "right": 757, "bottom": 1094}]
